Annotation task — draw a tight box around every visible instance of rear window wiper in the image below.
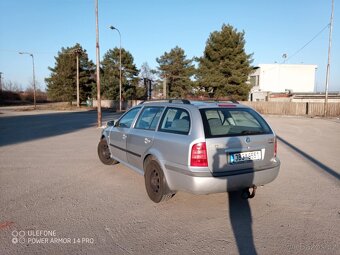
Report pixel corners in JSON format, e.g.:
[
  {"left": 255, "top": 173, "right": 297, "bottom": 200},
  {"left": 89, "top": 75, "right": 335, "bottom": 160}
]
[{"left": 241, "top": 130, "right": 264, "bottom": 135}]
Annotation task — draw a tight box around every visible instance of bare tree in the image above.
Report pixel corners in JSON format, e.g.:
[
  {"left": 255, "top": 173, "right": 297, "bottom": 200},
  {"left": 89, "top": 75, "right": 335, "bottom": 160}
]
[
  {"left": 140, "top": 62, "right": 156, "bottom": 80},
  {"left": 2, "top": 80, "right": 23, "bottom": 92}
]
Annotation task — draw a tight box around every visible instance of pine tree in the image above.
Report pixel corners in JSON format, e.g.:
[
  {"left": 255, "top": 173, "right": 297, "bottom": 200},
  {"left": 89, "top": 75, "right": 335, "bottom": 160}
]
[
  {"left": 196, "top": 24, "right": 253, "bottom": 100},
  {"left": 101, "top": 48, "right": 139, "bottom": 100},
  {"left": 156, "top": 46, "right": 195, "bottom": 98},
  {"left": 45, "top": 44, "right": 95, "bottom": 103}
]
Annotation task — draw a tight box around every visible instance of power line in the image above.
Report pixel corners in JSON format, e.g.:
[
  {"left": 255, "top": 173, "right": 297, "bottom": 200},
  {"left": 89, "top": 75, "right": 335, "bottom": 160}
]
[
  {"left": 282, "top": 23, "right": 330, "bottom": 63},
  {"left": 0, "top": 49, "right": 56, "bottom": 55}
]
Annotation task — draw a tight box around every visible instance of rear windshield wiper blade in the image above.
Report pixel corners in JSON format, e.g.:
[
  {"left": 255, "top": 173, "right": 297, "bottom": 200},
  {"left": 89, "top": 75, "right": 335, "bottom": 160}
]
[{"left": 241, "top": 130, "right": 264, "bottom": 135}]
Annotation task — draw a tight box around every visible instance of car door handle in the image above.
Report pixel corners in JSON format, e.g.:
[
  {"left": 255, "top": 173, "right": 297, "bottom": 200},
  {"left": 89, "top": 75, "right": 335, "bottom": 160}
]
[
  {"left": 144, "top": 138, "right": 151, "bottom": 144},
  {"left": 122, "top": 134, "right": 127, "bottom": 140}
]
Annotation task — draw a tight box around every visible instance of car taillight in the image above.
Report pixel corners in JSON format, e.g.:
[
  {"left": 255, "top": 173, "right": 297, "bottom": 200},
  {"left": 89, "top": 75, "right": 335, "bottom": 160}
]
[
  {"left": 274, "top": 137, "right": 277, "bottom": 157},
  {"left": 191, "top": 142, "right": 208, "bottom": 167}
]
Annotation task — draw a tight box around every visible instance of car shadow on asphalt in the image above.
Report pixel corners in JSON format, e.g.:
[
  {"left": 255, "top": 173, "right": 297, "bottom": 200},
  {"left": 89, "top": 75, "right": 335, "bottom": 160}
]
[
  {"left": 0, "top": 111, "right": 115, "bottom": 147},
  {"left": 228, "top": 191, "right": 257, "bottom": 255},
  {"left": 213, "top": 137, "right": 257, "bottom": 255},
  {"left": 277, "top": 135, "right": 340, "bottom": 181}
]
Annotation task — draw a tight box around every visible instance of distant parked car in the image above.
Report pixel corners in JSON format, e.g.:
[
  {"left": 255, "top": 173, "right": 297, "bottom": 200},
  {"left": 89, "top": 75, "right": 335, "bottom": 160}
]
[{"left": 98, "top": 100, "right": 280, "bottom": 203}]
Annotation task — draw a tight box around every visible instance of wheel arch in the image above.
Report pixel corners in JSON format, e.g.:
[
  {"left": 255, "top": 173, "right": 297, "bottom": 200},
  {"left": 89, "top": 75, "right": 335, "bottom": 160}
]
[
  {"left": 142, "top": 150, "right": 176, "bottom": 192},
  {"left": 142, "top": 149, "right": 165, "bottom": 175},
  {"left": 143, "top": 152, "right": 176, "bottom": 202},
  {"left": 100, "top": 127, "right": 112, "bottom": 141}
]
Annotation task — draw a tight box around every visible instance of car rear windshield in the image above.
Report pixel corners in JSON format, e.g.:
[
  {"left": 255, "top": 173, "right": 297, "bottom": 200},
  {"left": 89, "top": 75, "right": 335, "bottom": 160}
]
[{"left": 200, "top": 107, "right": 272, "bottom": 138}]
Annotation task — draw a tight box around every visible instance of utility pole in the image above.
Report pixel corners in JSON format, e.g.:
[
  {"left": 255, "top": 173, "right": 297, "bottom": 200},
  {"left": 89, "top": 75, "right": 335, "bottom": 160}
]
[
  {"left": 74, "top": 48, "right": 82, "bottom": 108},
  {"left": 324, "top": 0, "right": 334, "bottom": 117},
  {"left": 0, "top": 72, "right": 2, "bottom": 92},
  {"left": 32, "top": 55, "right": 36, "bottom": 109},
  {"left": 95, "top": 0, "right": 102, "bottom": 127},
  {"left": 76, "top": 53, "right": 80, "bottom": 107},
  {"left": 163, "top": 76, "right": 167, "bottom": 99}
]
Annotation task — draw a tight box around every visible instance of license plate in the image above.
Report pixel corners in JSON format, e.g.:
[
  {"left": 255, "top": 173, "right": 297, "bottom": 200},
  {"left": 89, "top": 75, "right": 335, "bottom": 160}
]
[{"left": 229, "top": 151, "right": 262, "bottom": 164}]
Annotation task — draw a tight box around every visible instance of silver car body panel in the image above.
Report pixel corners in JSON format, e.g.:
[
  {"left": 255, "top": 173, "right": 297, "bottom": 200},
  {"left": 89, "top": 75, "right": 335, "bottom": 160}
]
[{"left": 164, "top": 162, "right": 280, "bottom": 194}]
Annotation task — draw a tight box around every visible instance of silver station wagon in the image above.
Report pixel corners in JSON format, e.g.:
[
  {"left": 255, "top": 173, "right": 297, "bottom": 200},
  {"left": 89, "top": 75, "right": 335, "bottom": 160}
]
[{"left": 98, "top": 100, "right": 280, "bottom": 203}]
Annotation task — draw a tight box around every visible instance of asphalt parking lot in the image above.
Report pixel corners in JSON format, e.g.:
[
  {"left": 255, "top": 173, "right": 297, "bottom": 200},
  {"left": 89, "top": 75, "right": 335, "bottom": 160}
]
[{"left": 0, "top": 109, "right": 339, "bottom": 255}]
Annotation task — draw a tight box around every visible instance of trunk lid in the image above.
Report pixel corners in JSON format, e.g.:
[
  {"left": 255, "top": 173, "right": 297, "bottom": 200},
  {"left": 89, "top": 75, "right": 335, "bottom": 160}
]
[
  {"left": 199, "top": 107, "right": 276, "bottom": 173},
  {"left": 206, "top": 134, "right": 275, "bottom": 173}
]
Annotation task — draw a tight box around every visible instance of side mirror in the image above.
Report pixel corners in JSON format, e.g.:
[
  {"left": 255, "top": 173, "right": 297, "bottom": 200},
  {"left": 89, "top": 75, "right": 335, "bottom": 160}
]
[{"left": 106, "top": 120, "right": 115, "bottom": 127}]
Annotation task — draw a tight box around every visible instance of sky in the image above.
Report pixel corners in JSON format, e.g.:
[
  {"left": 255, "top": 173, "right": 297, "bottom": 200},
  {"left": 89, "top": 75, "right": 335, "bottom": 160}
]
[{"left": 0, "top": 0, "right": 339, "bottom": 92}]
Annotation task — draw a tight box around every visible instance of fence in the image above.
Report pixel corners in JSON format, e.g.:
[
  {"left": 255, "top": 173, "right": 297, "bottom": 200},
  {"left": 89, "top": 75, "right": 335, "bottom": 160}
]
[
  {"left": 92, "top": 99, "right": 340, "bottom": 117},
  {"left": 92, "top": 100, "right": 143, "bottom": 110},
  {"left": 240, "top": 101, "right": 340, "bottom": 117}
]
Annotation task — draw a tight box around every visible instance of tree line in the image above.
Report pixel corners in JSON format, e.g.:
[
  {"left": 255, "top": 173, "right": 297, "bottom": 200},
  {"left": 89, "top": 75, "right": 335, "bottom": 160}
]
[{"left": 46, "top": 24, "right": 253, "bottom": 103}]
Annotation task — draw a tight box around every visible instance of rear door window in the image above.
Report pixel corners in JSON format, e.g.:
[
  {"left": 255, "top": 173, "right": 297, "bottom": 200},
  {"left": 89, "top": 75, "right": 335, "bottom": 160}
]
[
  {"left": 159, "top": 107, "right": 190, "bottom": 135},
  {"left": 135, "top": 107, "right": 164, "bottom": 130},
  {"left": 200, "top": 108, "right": 272, "bottom": 138}
]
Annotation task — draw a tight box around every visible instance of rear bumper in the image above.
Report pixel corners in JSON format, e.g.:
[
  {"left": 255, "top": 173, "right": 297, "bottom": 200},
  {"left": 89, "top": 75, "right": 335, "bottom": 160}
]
[{"left": 164, "top": 161, "right": 280, "bottom": 195}]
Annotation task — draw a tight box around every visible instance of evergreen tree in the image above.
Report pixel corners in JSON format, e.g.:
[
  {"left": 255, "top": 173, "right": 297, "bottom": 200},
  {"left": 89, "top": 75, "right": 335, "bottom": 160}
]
[
  {"left": 101, "top": 48, "right": 139, "bottom": 100},
  {"left": 45, "top": 44, "right": 95, "bottom": 103},
  {"left": 156, "top": 46, "right": 195, "bottom": 98},
  {"left": 196, "top": 24, "right": 253, "bottom": 100}
]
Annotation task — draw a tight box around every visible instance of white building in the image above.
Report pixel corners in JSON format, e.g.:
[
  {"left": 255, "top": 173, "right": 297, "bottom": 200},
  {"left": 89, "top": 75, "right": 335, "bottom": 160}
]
[{"left": 250, "top": 64, "right": 317, "bottom": 93}]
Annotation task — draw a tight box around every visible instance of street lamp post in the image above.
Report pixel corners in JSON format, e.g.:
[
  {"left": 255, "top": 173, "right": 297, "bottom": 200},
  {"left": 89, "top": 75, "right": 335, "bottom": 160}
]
[
  {"left": 19, "top": 52, "right": 36, "bottom": 109},
  {"left": 109, "top": 25, "right": 122, "bottom": 112},
  {"left": 95, "top": 0, "right": 102, "bottom": 127}
]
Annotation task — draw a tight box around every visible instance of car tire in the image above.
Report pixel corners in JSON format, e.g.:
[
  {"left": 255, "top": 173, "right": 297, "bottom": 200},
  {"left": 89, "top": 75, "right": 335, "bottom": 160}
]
[
  {"left": 144, "top": 156, "right": 175, "bottom": 203},
  {"left": 97, "top": 139, "right": 118, "bottom": 165}
]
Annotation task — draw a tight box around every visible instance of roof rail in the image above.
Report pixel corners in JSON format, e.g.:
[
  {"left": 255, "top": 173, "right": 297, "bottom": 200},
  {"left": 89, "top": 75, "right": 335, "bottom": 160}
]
[
  {"left": 214, "top": 100, "right": 239, "bottom": 104},
  {"left": 169, "top": 99, "right": 191, "bottom": 104},
  {"left": 139, "top": 99, "right": 191, "bottom": 105}
]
